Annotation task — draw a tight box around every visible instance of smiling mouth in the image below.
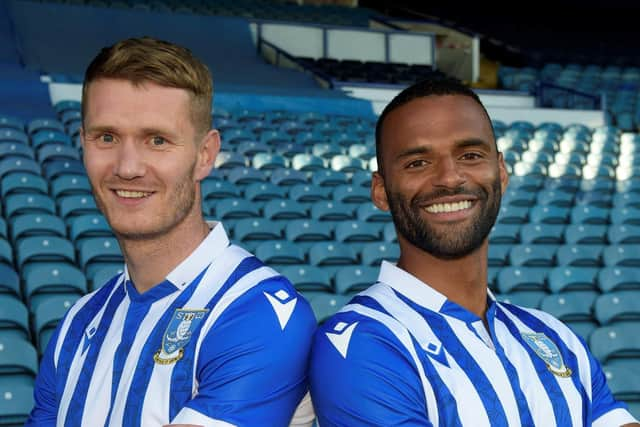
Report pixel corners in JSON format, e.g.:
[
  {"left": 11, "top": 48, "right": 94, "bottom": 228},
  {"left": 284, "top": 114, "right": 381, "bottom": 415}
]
[
  {"left": 424, "top": 200, "right": 473, "bottom": 213},
  {"left": 114, "top": 190, "right": 153, "bottom": 199}
]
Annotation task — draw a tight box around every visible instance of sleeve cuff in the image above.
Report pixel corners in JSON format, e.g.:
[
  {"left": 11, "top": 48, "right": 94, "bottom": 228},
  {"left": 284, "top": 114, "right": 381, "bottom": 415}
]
[
  {"left": 593, "top": 407, "right": 639, "bottom": 427},
  {"left": 171, "top": 407, "right": 237, "bottom": 427}
]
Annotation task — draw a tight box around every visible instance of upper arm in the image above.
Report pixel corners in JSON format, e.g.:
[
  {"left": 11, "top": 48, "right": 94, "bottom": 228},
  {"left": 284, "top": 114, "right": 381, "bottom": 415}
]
[
  {"left": 310, "top": 314, "right": 431, "bottom": 427},
  {"left": 172, "top": 279, "right": 316, "bottom": 426},
  {"left": 25, "top": 325, "right": 61, "bottom": 426}
]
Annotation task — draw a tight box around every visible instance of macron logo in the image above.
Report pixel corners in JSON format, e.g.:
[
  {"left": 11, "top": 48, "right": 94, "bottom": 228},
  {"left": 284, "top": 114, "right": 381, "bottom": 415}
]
[
  {"left": 326, "top": 321, "right": 359, "bottom": 359},
  {"left": 264, "top": 290, "right": 297, "bottom": 330}
]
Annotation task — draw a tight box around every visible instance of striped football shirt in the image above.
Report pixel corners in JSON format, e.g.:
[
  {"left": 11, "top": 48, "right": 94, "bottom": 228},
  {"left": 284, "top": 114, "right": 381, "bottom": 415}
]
[
  {"left": 310, "top": 261, "right": 637, "bottom": 427},
  {"left": 27, "top": 223, "right": 316, "bottom": 426}
]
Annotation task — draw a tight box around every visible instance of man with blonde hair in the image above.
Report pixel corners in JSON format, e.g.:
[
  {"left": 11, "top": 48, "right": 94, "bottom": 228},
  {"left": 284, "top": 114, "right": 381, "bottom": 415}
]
[{"left": 27, "top": 37, "right": 316, "bottom": 427}]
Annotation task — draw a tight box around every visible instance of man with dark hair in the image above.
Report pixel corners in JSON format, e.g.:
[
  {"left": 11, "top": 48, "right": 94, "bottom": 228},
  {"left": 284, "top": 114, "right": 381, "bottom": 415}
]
[
  {"left": 27, "top": 37, "right": 316, "bottom": 427},
  {"left": 309, "top": 77, "right": 639, "bottom": 426}
]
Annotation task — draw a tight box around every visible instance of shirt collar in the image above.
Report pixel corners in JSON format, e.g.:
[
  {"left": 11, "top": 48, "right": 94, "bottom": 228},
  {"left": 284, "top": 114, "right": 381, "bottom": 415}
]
[
  {"left": 377, "top": 260, "right": 496, "bottom": 323},
  {"left": 123, "top": 221, "right": 229, "bottom": 295}
]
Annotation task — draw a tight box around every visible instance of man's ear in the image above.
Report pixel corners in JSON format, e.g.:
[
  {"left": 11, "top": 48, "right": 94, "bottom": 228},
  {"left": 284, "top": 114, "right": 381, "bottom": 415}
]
[
  {"left": 371, "top": 171, "right": 390, "bottom": 212},
  {"left": 497, "top": 151, "right": 509, "bottom": 194},
  {"left": 194, "top": 129, "right": 220, "bottom": 181}
]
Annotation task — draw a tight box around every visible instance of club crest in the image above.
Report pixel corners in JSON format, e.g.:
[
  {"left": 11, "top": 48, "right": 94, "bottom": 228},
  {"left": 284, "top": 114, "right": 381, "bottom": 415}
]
[
  {"left": 521, "top": 332, "right": 572, "bottom": 378},
  {"left": 153, "top": 308, "right": 209, "bottom": 365}
]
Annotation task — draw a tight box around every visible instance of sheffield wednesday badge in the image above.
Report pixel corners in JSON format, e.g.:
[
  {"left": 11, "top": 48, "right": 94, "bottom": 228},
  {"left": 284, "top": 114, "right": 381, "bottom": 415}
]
[
  {"left": 154, "top": 308, "right": 209, "bottom": 365},
  {"left": 521, "top": 332, "right": 572, "bottom": 377}
]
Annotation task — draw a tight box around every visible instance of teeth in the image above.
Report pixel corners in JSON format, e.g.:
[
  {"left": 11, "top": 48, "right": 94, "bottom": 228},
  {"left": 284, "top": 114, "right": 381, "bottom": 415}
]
[
  {"left": 425, "top": 200, "right": 472, "bottom": 213},
  {"left": 115, "top": 190, "right": 151, "bottom": 198}
]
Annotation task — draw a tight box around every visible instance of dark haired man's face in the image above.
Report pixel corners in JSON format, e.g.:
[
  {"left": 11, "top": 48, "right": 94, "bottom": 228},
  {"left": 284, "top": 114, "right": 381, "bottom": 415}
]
[{"left": 371, "top": 95, "right": 508, "bottom": 259}]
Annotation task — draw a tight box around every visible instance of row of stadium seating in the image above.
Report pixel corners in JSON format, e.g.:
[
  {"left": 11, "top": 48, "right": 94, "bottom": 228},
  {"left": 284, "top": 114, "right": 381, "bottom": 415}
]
[{"left": 41, "top": 0, "right": 374, "bottom": 26}]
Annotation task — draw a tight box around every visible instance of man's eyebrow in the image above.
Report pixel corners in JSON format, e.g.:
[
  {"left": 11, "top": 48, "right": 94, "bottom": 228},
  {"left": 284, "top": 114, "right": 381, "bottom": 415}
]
[
  {"left": 456, "top": 138, "right": 493, "bottom": 151},
  {"left": 395, "top": 145, "right": 432, "bottom": 160}
]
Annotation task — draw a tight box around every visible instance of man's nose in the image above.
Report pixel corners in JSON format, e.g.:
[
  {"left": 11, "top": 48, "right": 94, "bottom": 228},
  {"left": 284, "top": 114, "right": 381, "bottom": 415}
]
[{"left": 113, "top": 140, "right": 146, "bottom": 180}]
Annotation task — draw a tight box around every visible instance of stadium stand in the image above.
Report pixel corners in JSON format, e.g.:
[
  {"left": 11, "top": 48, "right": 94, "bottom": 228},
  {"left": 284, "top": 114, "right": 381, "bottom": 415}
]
[{"left": 0, "top": 0, "right": 639, "bottom": 422}]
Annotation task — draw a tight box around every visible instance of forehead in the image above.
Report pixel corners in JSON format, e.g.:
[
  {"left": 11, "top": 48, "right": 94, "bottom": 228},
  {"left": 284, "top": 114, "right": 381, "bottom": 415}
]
[
  {"left": 379, "top": 95, "right": 494, "bottom": 159},
  {"left": 84, "top": 78, "right": 192, "bottom": 126}
]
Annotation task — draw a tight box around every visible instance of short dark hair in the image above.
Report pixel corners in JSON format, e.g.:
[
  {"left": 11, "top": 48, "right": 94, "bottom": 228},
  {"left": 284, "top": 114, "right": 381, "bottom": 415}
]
[{"left": 374, "top": 76, "right": 494, "bottom": 173}]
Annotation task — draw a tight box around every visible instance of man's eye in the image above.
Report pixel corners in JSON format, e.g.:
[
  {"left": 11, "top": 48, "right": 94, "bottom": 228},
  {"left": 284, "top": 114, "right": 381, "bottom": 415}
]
[
  {"left": 152, "top": 136, "right": 166, "bottom": 146},
  {"left": 101, "top": 134, "right": 114, "bottom": 143},
  {"left": 407, "top": 159, "right": 428, "bottom": 168},
  {"left": 461, "top": 152, "right": 482, "bottom": 160}
]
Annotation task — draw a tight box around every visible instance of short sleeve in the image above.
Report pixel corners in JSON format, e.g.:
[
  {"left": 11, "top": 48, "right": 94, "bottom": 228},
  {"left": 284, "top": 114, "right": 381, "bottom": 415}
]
[
  {"left": 171, "top": 277, "right": 316, "bottom": 426},
  {"left": 589, "top": 351, "right": 639, "bottom": 427},
  {"left": 310, "top": 312, "right": 431, "bottom": 427},
  {"left": 25, "top": 324, "right": 62, "bottom": 426}
]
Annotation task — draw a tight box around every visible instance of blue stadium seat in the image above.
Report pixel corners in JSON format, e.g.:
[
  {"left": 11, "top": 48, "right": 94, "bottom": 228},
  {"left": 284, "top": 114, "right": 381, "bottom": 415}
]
[
  {"left": 0, "top": 158, "right": 40, "bottom": 179},
  {"left": 520, "top": 223, "right": 564, "bottom": 244},
  {"left": 574, "top": 191, "right": 612, "bottom": 209},
  {"left": 330, "top": 155, "right": 365, "bottom": 172},
  {"left": 382, "top": 222, "right": 397, "bottom": 243},
  {"left": 252, "top": 152, "right": 287, "bottom": 170},
  {"left": 33, "top": 294, "right": 78, "bottom": 352},
  {"left": 613, "top": 192, "right": 640, "bottom": 209},
  {"left": 280, "top": 265, "right": 332, "bottom": 293},
  {"left": 10, "top": 213, "right": 66, "bottom": 242},
  {"left": 598, "top": 267, "right": 640, "bottom": 293},
  {"left": 356, "top": 203, "right": 391, "bottom": 222},
  {"left": 309, "top": 293, "right": 350, "bottom": 323},
  {"left": 544, "top": 177, "right": 580, "bottom": 194},
  {"left": 350, "top": 170, "right": 372, "bottom": 188},
  {"left": 200, "top": 179, "right": 241, "bottom": 200},
  {"left": 0, "top": 375, "right": 35, "bottom": 425},
  {"left": 540, "top": 292, "right": 597, "bottom": 340},
  {"left": 233, "top": 218, "right": 283, "bottom": 242},
  {"left": 311, "top": 169, "right": 349, "bottom": 187},
  {"left": 0, "top": 265, "right": 19, "bottom": 298},
  {"left": 611, "top": 207, "right": 640, "bottom": 227},
  {"left": 570, "top": 206, "right": 609, "bottom": 224},
  {"left": 556, "top": 244, "right": 603, "bottom": 267},
  {"left": 221, "top": 128, "right": 253, "bottom": 145},
  {"left": 0, "top": 218, "right": 5, "bottom": 240},
  {"left": 509, "top": 244, "right": 558, "bottom": 267},
  {"left": 601, "top": 365, "right": 640, "bottom": 417},
  {"left": 212, "top": 198, "right": 261, "bottom": 220},
  {"left": 0, "top": 116, "right": 24, "bottom": 132},
  {"left": 590, "top": 323, "right": 640, "bottom": 367},
  {"left": 16, "top": 236, "right": 75, "bottom": 269},
  {"left": 0, "top": 142, "right": 33, "bottom": 160},
  {"left": 309, "top": 242, "right": 358, "bottom": 266},
  {"left": 335, "top": 221, "right": 380, "bottom": 242},
  {"left": 78, "top": 237, "right": 123, "bottom": 278},
  {"left": 488, "top": 224, "right": 520, "bottom": 244},
  {"left": 259, "top": 130, "right": 291, "bottom": 146},
  {"left": 288, "top": 184, "right": 331, "bottom": 202},
  {"left": 58, "top": 194, "right": 100, "bottom": 219},
  {"left": 263, "top": 199, "right": 308, "bottom": 220},
  {"left": 311, "top": 201, "right": 354, "bottom": 221},
  {"left": 564, "top": 224, "right": 608, "bottom": 244},
  {"left": 312, "top": 142, "right": 343, "bottom": 159},
  {"left": 243, "top": 182, "right": 286, "bottom": 201},
  {"left": 0, "top": 239, "right": 12, "bottom": 267},
  {"left": 295, "top": 130, "right": 326, "bottom": 146},
  {"left": 496, "top": 205, "right": 529, "bottom": 224},
  {"left": 4, "top": 193, "right": 55, "bottom": 219},
  {"left": 594, "top": 291, "right": 640, "bottom": 325},
  {"left": 488, "top": 244, "right": 511, "bottom": 267},
  {"left": 226, "top": 167, "right": 267, "bottom": 185},
  {"left": 603, "top": 245, "right": 640, "bottom": 267},
  {"left": 334, "top": 265, "right": 377, "bottom": 295},
  {"left": 508, "top": 175, "right": 543, "bottom": 193},
  {"left": 235, "top": 141, "right": 269, "bottom": 157},
  {"left": 285, "top": 219, "right": 332, "bottom": 242},
  {"left": 0, "top": 295, "right": 29, "bottom": 340},
  {"left": 529, "top": 205, "right": 570, "bottom": 224},
  {"left": 90, "top": 264, "right": 124, "bottom": 291},
  {"left": 360, "top": 242, "right": 399, "bottom": 266},
  {"left": 24, "top": 263, "right": 87, "bottom": 303},
  {"left": 496, "top": 266, "right": 548, "bottom": 293},
  {"left": 269, "top": 168, "right": 307, "bottom": 186},
  {"left": 68, "top": 214, "right": 112, "bottom": 243},
  {"left": 547, "top": 266, "right": 599, "bottom": 293},
  {"left": 291, "top": 154, "right": 325, "bottom": 171},
  {"left": 0, "top": 335, "right": 38, "bottom": 383},
  {"left": 255, "top": 241, "right": 305, "bottom": 265},
  {"left": 37, "top": 144, "right": 79, "bottom": 165},
  {"left": 496, "top": 291, "right": 546, "bottom": 309},
  {"left": 608, "top": 225, "right": 640, "bottom": 244},
  {"left": 348, "top": 144, "right": 375, "bottom": 161},
  {"left": 214, "top": 151, "right": 246, "bottom": 169},
  {"left": 50, "top": 174, "right": 92, "bottom": 198},
  {"left": 27, "top": 118, "right": 64, "bottom": 135},
  {"left": 43, "top": 159, "right": 85, "bottom": 179},
  {"left": 0, "top": 172, "right": 47, "bottom": 197},
  {"left": 31, "top": 130, "right": 71, "bottom": 149},
  {"left": 332, "top": 184, "right": 370, "bottom": 204},
  {"left": 502, "top": 189, "right": 536, "bottom": 207}
]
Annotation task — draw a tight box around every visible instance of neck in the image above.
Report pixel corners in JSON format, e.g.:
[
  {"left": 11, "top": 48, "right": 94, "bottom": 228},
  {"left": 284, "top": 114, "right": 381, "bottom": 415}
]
[
  {"left": 118, "top": 213, "right": 210, "bottom": 294},
  {"left": 396, "top": 238, "right": 489, "bottom": 321}
]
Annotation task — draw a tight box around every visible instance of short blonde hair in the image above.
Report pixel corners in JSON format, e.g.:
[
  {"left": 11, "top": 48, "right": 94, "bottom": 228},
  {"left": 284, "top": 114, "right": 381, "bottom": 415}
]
[{"left": 82, "top": 37, "right": 212, "bottom": 135}]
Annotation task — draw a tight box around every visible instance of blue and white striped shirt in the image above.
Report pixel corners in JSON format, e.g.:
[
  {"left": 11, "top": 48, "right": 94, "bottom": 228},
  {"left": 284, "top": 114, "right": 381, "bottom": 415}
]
[
  {"left": 310, "top": 261, "right": 637, "bottom": 427},
  {"left": 27, "top": 223, "right": 316, "bottom": 426}
]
